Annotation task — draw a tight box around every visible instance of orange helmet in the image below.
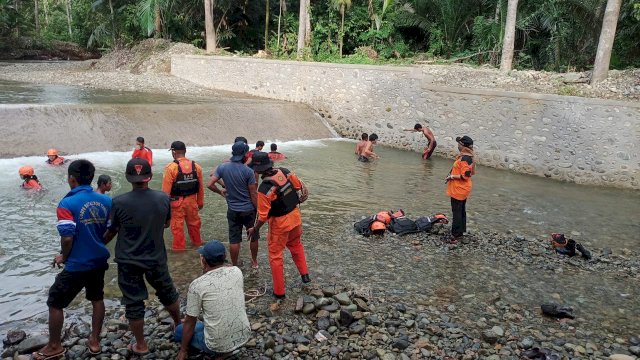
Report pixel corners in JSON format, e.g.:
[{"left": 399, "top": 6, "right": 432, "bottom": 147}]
[
  {"left": 47, "top": 148, "right": 59, "bottom": 156},
  {"left": 370, "top": 220, "right": 387, "bottom": 233},
  {"left": 19, "top": 166, "right": 34, "bottom": 177},
  {"left": 375, "top": 211, "right": 392, "bottom": 225}
]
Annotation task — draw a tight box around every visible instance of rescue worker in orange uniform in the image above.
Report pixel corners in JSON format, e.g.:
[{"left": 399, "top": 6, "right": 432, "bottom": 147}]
[
  {"left": 46, "top": 149, "right": 67, "bottom": 166},
  {"left": 162, "top": 141, "right": 204, "bottom": 251},
  {"left": 445, "top": 136, "right": 475, "bottom": 244},
  {"left": 246, "top": 152, "right": 310, "bottom": 310},
  {"left": 132, "top": 137, "right": 153, "bottom": 167},
  {"left": 19, "top": 166, "right": 42, "bottom": 190}
]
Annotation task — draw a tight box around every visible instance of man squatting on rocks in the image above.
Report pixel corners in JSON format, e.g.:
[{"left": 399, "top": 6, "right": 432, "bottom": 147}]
[
  {"left": 34, "top": 160, "right": 110, "bottom": 360},
  {"left": 162, "top": 141, "right": 204, "bottom": 251},
  {"left": 207, "top": 141, "right": 259, "bottom": 268},
  {"left": 404, "top": 123, "right": 437, "bottom": 160},
  {"left": 105, "top": 158, "right": 181, "bottom": 356},
  {"left": 247, "top": 152, "right": 311, "bottom": 310}
]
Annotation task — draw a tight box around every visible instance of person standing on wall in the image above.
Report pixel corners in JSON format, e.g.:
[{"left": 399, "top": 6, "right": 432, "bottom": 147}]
[
  {"left": 445, "top": 136, "right": 475, "bottom": 244},
  {"left": 246, "top": 152, "right": 311, "bottom": 311},
  {"left": 207, "top": 141, "right": 259, "bottom": 268},
  {"left": 162, "top": 141, "right": 204, "bottom": 251},
  {"left": 131, "top": 137, "right": 153, "bottom": 167},
  {"left": 403, "top": 123, "right": 437, "bottom": 160}
]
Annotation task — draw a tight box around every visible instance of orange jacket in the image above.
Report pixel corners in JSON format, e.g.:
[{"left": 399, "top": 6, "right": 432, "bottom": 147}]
[
  {"left": 162, "top": 157, "right": 204, "bottom": 207},
  {"left": 22, "top": 179, "right": 42, "bottom": 190},
  {"left": 257, "top": 171, "right": 302, "bottom": 233},
  {"left": 132, "top": 147, "right": 153, "bottom": 166},
  {"left": 47, "top": 156, "right": 65, "bottom": 166},
  {"left": 446, "top": 151, "right": 474, "bottom": 201}
]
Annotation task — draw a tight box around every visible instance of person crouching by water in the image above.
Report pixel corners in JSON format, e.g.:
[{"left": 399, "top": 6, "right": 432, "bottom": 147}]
[
  {"left": 95, "top": 175, "right": 112, "bottom": 195},
  {"left": 246, "top": 152, "right": 311, "bottom": 311},
  {"left": 355, "top": 133, "right": 368, "bottom": 155},
  {"left": 46, "top": 148, "right": 67, "bottom": 166},
  {"left": 445, "top": 136, "right": 475, "bottom": 244},
  {"left": 19, "top": 166, "right": 42, "bottom": 190},
  {"left": 104, "top": 158, "right": 181, "bottom": 356},
  {"left": 358, "top": 133, "right": 380, "bottom": 162},
  {"left": 33, "top": 160, "right": 111, "bottom": 360},
  {"left": 550, "top": 233, "right": 592, "bottom": 259},
  {"left": 175, "top": 240, "right": 251, "bottom": 360}
]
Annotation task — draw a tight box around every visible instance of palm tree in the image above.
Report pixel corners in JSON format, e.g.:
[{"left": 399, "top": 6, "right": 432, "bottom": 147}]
[
  {"left": 591, "top": 0, "right": 623, "bottom": 83},
  {"left": 500, "top": 0, "right": 518, "bottom": 71},
  {"left": 296, "top": 0, "right": 309, "bottom": 57},
  {"left": 332, "top": 0, "right": 352, "bottom": 57}
]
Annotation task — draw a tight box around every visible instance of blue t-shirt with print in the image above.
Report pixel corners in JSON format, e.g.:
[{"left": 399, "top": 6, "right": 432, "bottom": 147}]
[
  {"left": 214, "top": 161, "right": 256, "bottom": 212},
  {"left": 56, "top": 185, "right": 112, "bottom": 272}
]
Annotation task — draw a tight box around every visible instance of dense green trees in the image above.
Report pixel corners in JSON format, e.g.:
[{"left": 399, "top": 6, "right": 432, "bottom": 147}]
[{"left": 1, "top": 0, "right": 639, "bottom": 72}]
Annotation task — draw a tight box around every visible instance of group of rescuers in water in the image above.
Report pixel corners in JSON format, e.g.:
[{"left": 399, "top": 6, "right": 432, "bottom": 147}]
[{"left": 18, "top": 130, "right": 589, "bottom": 360}]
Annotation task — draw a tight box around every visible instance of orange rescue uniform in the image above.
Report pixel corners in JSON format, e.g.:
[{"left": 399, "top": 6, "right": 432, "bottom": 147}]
[
  {"left": 257, "top": 169, "right": 308, "bottom": 297},
  {"left": 22, "top": 178, "right": 42, "bottom": 190},
  {"left": 446, "top": 153, "right": 474, "bottom": 200},
  {"left": 132, "top": 147, "right": 153, "bottom": 166},
  {"left": 162, "top": 157, "right": 204, "bottom": 250},
  {"left": 47, "top": 156, "right": 66, "bottom": 166}
]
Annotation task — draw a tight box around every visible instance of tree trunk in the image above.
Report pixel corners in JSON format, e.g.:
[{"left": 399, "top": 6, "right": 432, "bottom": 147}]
[
  {"left": 339, "top": 6, "right": 344, "bottom": 57},
  {"left": 154, "top": 1, "right": 161, "bottom": 37},
  {"left": 264, "top": 0, "right": 269, "bottom": 50},
  {"left": 65, "top": 0, "right": 72, "bottom": 37},
  {"left": 34, "top": 0, "right": 39, "bottom": 35},
  {"left": 304, "top": 0, "right": 310, "bottom": 47},
  {"left": 277, "top": 0, "right": 282, "bottom": 51},
  {"left": 500, "top": 0, "right": 518, "bottom": 72},
  {"left": 204, "top": 0, "right": 216, "bottom": 52},
  {"left": 591, "top": 0, "right": 623, "bottom": 84},
  {"left": 108, "top": 0, "right": 115, "bottom": 43},
  {"left": 43, "top": 0, "right": 49, "bottom": 27},
  {"left": 296, "top": 0, "right": 306, "bottom": 56}
]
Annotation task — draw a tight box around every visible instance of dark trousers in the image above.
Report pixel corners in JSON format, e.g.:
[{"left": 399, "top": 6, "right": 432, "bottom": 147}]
[{"left": 451, "top": 197, "right": 467, "bottom": 238}]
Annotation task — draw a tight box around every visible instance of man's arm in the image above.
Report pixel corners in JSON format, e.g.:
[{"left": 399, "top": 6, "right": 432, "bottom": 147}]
[
  {"left": 248, "top": 183, "right": 258, "bottom": 209},
  {"left": 363, "top": 144, "right": 378, "bottom": 158},
  {"left": 196, "top": 164, "right": 205, "bottom": 209},
  {"left": 104, "top": 207, "right": 119, "bottom": 245},
  {"left": 247, "top": 190, "right": 271, "bottom": 240},
  {"left": 207, "top": 174, "right": 227, "bottom": 197},
  {"left": 161, "top": 164, "right": 175, "bottom": 195},
  {"left": 177, "top": 315, "right": 197, "bottom": 360},
  {"left": 55, "top": 205, "right": 75, "bottom": 266}
]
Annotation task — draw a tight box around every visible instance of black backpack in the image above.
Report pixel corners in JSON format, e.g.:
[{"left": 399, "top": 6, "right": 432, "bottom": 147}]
[
  {"left": 388, "top": 216, "right": 419, "bottom": 236},
  {"left": 354, "top": 216, "right": 375, "bottom": 237}
]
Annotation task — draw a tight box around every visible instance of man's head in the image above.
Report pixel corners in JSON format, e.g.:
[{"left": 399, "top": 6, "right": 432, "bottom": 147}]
[
  {"left": 47, "top": 148, "right": 59, "bottom": 161},
  {"left": 255, "top": 141, "right": 265, "bottom": 150},
  {"left": 234, "top": 136, "right": 248, "bottom": 144},
  {"left": 169, "top": 141, "right": 186, "bottom": 159},
  {"left": 361, "top": 133, "right": 368, "bottom": 141},
  {"left": 230, "top": 141, "right": 249, "bottom": 162},
  {"left": 68, "top": 160, "right": 95, "bottom": 189},
  {"left": 369, "top": 133, "right": 378, "bottom": 143},
  {"left": 270, "top": 143, "right": 278, "bottom": 151},
  {"left": 97, "top": 174, "right": 112, "bottom": 191},
  {"left": 198, "top": 240, "right": 226, "bottom": 268},
  {"left": 249, "top": 151, "right": 273, "bottom": 174},
  {"left": 125, "top": 158, "right": 152, "bottom": 185},
  {"left": 456, "top": 135, "right": 474, "bottom": 150},
  {"left": 414, "top": 124, "right": 422, "bottom": 131},
  {"left": 136, "top": 136, "right": 145, "bottom": 150}
]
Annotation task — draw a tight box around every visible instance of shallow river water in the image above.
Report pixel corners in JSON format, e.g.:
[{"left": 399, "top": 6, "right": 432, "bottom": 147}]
[{"left": 0, "top": 140, "right": 639, "bottom": 339}]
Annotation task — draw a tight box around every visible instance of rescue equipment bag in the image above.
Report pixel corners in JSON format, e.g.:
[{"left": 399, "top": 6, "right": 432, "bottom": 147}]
[
  {"left": 264, "top": 168, "right": 300, "bottom": 218},
  {"left": 354, "top": 215, "right": 376, "bottom": 237},
  {"left": 388, "top": 216, "right": 419, "bottom": 235},
  {"left": 415, "top": 214, "right": 449, "bottom": 232},
  {"left": 171, "top": 160, "right": 199, "bottom": 197}
]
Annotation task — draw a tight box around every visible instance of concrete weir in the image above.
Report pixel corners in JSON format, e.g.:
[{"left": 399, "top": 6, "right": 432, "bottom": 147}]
[
  {"left": 0, "top": 100, "right": 334, "bottom": 158},
  {"left": 171, "top": 55, "right": 640, "bottom": 190}
]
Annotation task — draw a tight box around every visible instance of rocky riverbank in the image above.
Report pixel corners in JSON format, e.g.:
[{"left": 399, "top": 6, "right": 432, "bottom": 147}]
[{"left": 2, "top": 226, "right": 638, "bottom": 359}]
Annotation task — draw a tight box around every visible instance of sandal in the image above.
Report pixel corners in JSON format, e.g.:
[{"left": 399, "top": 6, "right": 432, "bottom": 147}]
[
  {"left": 32, "top": 349, "right": 66, "bottom": 360},
  {"left": 127, "top": 343, "right": 150, "bottom": 356}
]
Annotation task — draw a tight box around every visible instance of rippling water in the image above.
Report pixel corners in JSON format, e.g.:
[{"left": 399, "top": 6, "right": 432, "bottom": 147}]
[{"left": 0, "top": 139, "right": 638, "bottom": 336}]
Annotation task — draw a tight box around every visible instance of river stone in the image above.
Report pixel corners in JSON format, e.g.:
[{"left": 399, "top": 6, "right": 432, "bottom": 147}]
[
  {"left": 322, "top": 302, "right": 340, "bottom": 312},
  {"left": 396, "top": 304, "right": 407, "bottom": 313},
  {"left": 295, "top": 297, "right": 304, "bottom": 312},
  {"left": 303, "top": 295, "right": 316, "bottom": 303},
  {"left": 630, "top": 337, "right": 640, "bottom": 346},
  {"left": 481, "top": 330, "right": 499, "bottom": 344},
  {"left": 316, "top": 310, "right": 330, "bottom": 318},
  {"left": 3, "top": 330, "right": 26, "bottom": 346},
  {"left": 340, "top": 309, "right": 354, "bottom": 326},
  {"left": 274, "top": 344, "right": 284, "bottom": 353},
  {"left": 329, "top": 346, "right": 340, "bottom": 356},
  {"left": 609, "top": 355, "right": 635, "bottom": 360},
  {"left": 521, "top": 337, "right": 534, "bottom": 349},
  {"left": 366, "top": 315, "right": 381, "bottom": 326},
  {"left": 314, "top": 297, "right": 331, "bottom": 309},
  {"left": 264, "top": 337, "right": 275, "bottom": 349},
  {"left": 354, "top": 298, "right": 370, "bottom": 312},
  {"left": 392, "top": 337, "right": 409, "bottom": 350},
  {"left": 302, "top": 303, "right": 316, "bottom": 314},
  {"left": 317, "top": 317, "right": 330, "bottom": 330},
  {"left": 334, "top": 293, "right": 351, "bottom": 305},
  {"left": 106, "top": 320, "right": 129, "bottom": 331},
  {"left": 15, "top": 335, "right": 49, "bottom": 354},
  {"left": 322, "top": 286, "right": 337, "bottom": 297},
  {"left": 629, "top": 346, "right": 640, "bottom": 356},
  {"left": 491, "top": 326, "right": 504, "bottom": 337},
  {"left": 348, "top": 323, "right": 365, "bottom": 335},
  {"left": 251, "top": 322, "right": 264, "bottom": 331}
]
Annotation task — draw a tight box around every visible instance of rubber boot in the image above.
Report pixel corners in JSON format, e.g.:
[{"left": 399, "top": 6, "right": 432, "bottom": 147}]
[{"left": 576, "top": 243, "right": 592, "bottom": 260}]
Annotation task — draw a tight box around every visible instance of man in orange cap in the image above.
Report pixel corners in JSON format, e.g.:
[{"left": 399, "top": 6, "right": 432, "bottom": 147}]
[
  {"left": 46, "top": 149, "right": 67, "bottom": 166},
  {"left": 162, "top": 141, "right": 204, "bottom": 251},
  {"left": 19, "top": 166, "right": 42, "bottom": 190},
  {"left": 246, "top": 152, "right": 310, "bottom": 310}
]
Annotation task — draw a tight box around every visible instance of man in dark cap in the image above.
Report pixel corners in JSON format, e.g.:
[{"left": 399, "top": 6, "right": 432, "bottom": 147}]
[
  {"left": 445, "top": 136, "right": 475, "bottom": 244},
  {"left": 105, "top": 158, "right": 181, "bottom": 356},
  {"left": 207, "top": 141, "right": 259, "bottom": 268},
  {"left": 246, "top": 152, "right": 311, "bottom": 311},
  {"left": 162, "top": 141, "right": 204, "bottom": 251},
  {"left": 175, "top": 240, "right": 250, "bottom": 360}
]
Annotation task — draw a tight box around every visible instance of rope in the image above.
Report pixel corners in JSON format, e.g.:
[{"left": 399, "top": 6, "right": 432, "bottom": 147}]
[{"left": 244, "top": 283, "right": 267, "bottom": 303}]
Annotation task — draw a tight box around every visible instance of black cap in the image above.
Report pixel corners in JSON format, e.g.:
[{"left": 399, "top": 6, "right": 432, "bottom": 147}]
[
  {"left": 456, "top": 136, "right": 474, "bottom": 147},
  {"left": 169, "top": 141, "right": 186, "bottom": 151},
  {"left": 125, "top": 158, "right": 152, "bottom": 183},
  {"left": 249, "top": 151, "right": 273, "bottom": 172}
]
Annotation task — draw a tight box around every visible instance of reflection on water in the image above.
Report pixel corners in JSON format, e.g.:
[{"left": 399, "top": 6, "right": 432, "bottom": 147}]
[
  {"left": 0, "top": 79, "right": 216, "bottom": 105},
  {"left": 0, "top": 140, "right": 638, "bottom": 336}
]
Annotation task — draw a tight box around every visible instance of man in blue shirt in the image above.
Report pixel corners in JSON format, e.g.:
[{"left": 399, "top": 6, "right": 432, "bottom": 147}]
[
  {"left": 207, "top": 141, "right": 259, "bottom": 268},
  {"left": 33, "top": 160, "right": 111, "bottom": 360}
]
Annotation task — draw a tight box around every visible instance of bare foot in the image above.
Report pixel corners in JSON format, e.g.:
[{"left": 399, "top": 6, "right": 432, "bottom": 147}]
[{"left": 87, "top": 335, "right": 101, "bottom": 354}]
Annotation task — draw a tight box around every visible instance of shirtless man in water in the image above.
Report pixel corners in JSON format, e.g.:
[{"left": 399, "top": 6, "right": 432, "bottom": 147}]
[
  {"left": 355, "top": 133, "right": 368, "bottom": 155},
  {"left": 404, "top": 123, "right": 437, "bottom": 159},
  {"left": 358, "top": 133, "right": 379, "bottom": 162}
]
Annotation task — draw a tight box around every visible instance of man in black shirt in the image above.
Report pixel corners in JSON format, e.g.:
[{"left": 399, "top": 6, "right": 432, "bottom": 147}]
[{"left": 105, "top": 158, "right": 181, "bottom": 356}]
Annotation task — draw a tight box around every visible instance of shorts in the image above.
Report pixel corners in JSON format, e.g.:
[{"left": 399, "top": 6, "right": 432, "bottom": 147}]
[
  {"left": 117, "top": 263, "right": 179, "bottom": 320},
  {"left": 422, "top": 140, "right": 437, "bottom": 160},
  {"left": 357, "top": 155, "right": 369, "bottom": 162},
  {"left": 47, "top": 265, "right": 108, "bottom": 309},
  {"left": 227, "top": 208, "right": 258, "bottom": 244}
]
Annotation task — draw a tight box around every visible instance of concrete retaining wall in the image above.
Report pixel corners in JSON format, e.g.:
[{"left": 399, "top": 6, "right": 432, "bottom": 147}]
[{"left": 171, "top": 55, "right": 640, "bottom": 189}]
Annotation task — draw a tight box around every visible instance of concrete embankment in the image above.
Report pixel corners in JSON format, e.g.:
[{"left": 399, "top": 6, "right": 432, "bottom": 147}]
[
  {"left": 171, "top": 55, "right": 640, "bottom": 190},
  {"left": 0, "top": 101, "right": 334, "bottom": 158}
]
